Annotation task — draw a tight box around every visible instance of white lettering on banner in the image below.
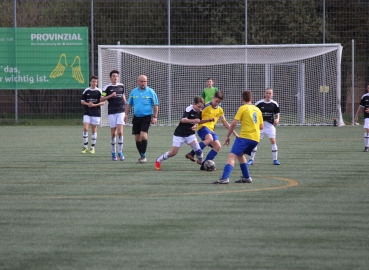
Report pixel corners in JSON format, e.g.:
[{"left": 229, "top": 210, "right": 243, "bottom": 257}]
[
  {"left": 30, "top": 33, "right": 83, "bottom": 41},
  {"left": 0, "top": 75, "right": 49, "bottom": 84}
]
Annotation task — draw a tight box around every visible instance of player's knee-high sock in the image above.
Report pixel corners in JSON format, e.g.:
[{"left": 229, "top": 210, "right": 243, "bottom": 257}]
[
  {"left": 141, "top": 139, "right": 147, "bottom": 157},
  {"left": 91, "top": 133, "right": 97, "bottom": 149},
  {"left": 111, "top": 137, "right": 116, "bottom": 153},
  {"left": 83, "top": 132, "right": 88, "bottom": 148},
  {"left": 250, "top": 146, "right": 257, "bottom": 160},
  {"left": 118, "top": 136, "right": 124, "bottom": 152},
  {"left": 191, "top": 143, "right": 203, "bottom": 163},
  {"left": 199, "top": 141, "right": 206, "bottom": 150},
  {"left": 221, "top": 164, "right": 233, "bottom": 179},
  {"left": 271, "top": 144, "right": 278, "bottom": 160},
  {"left": 136, "top": 141, "right": 142, "bottom": 155},
  {"left": 365, "top": 132, "right": 369, "bottom": 147},
  {"left": 190, "top": 141, "right": 206, "bottom": 156},
  {"left": 205, "top": 149, "right": 218, "bottom": 161},
  {"left": 240, "top": 163, "right": 250, "bottom": 179},
  {"left": 157, "top": 152, "right": 170, "bottom": 162}
]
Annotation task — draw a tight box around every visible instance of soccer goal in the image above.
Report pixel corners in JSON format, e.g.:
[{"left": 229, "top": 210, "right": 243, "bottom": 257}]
[{"left": 98, "top": 44, "right": 344, "bottom": 127}]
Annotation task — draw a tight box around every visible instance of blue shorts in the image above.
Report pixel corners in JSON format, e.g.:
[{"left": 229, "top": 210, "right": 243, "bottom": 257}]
[
  {"left": 230, "top": 138, "right": 258, "bottom": 156},
  {"left": 197, "top": 127, "right": 219, "bottom": 141}
]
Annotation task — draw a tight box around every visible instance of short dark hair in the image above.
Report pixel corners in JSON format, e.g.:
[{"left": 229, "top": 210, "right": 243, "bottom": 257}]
[
  {"left": 89, "top": 75, "right": 98, "bottom": 81},
  {"left": 242, "top": 90, "right": 252, "bottom": 102},
  {"left": 110, "top": 70, "right": 119, "bottom": 77},
  {"left": 193, "top": 96, "right": 205, "bottom": 105},
  {"left": 214, "top": 90, "right": 224, "bottom": 100},
  {"left": 206, "top": 78, "right": 213, "bottom": 81}
]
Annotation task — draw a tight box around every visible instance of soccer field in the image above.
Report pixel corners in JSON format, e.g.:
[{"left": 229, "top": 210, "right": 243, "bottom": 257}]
[{"left": 0, "top": 125, "right": 368, "bottom": 269}]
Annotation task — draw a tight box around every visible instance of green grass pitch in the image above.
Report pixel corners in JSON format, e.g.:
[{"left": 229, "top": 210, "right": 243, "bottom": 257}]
[{"left": 0, "top": 125, "right": 368, "bottom": 269}]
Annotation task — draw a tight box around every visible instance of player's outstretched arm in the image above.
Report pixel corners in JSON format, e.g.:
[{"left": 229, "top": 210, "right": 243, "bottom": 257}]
[
  {"left": 199, "top": 117, "right": 215, "bottom": 124},
  {"left": 182, "top": 118, "right": 200, "bottom": 124},
  {"left": 223, "top": 136, "right": 230, "bottom": 146},
  {"left": 224, "top": 119, "right": 238, "bottom": 142},
  {"left": 222, "top": 118, "right": 239, "bottom": 137}
]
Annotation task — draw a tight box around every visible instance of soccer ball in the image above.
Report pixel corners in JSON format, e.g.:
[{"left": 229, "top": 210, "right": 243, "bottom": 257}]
[{"left": 203, "top": 160, "right": 216, "bottom": 171}]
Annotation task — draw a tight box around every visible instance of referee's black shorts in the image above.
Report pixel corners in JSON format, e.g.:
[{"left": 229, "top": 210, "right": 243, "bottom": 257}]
[{"left": 132, "top": 115, "right": 152, "bottom": 135}]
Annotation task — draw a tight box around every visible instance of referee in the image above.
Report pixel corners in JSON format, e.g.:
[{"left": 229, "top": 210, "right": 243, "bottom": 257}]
[{"left": 124, "top": 75, "right": 159, "bottom": 163}]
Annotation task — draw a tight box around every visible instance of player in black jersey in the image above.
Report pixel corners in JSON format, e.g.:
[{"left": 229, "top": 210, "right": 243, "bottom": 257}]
[
  {"left": 80, "top": 75, "right": 104, "bottom": 154},
  {"left": 248, "top": 88, "right": 281, "bottom": 165},
  {"left": 354, "top": 83, "right": 369, "bottom": 152},
  {"left": 101, "top": 70, "right": 126, "bottom": 161},
  {"left": 155, "top": 96, "right": 215, "bottom": 170}
]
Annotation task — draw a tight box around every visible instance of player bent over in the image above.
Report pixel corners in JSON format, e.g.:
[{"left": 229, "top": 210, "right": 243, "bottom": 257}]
[
  {"left": 80, "top": 75, "right": 104, "bottom": 154},
  {"left": 155, "top": 96, "right": 214, "bottom": 170},
  {"left": 213, "top": 90, "right": 263, "bottom": 184},
  {"left": 185, "top": 90, "right": 237, "bottom": 171}
]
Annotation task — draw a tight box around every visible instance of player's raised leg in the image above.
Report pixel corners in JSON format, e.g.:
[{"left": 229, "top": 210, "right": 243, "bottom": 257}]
[{"left": 155, "top": 146, "right": 180, "bottom": 170}]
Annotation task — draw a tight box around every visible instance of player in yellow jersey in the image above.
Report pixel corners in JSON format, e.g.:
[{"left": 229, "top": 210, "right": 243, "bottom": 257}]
[
  {"left": 185, "top": 90, "right": 237, "bottom": 170},
  {"left": 213, "top": 90, "right": 264, "bottom": 184}
]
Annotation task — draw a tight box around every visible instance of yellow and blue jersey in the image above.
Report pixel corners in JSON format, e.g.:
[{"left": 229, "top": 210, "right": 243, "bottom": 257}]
[
  {"left": 234, "top": 104, "right": 263, "bottom": 142},
  {"left": 197, "top": 102, "right": 225, "bottom": 132}
]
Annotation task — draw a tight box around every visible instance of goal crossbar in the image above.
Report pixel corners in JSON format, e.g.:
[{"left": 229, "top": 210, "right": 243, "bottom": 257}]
[{"left": 98, "top": 44, "right": 343, "bottom": 127}]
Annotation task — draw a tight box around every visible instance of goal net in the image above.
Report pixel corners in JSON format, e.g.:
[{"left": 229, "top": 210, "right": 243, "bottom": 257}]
[{"left": 98, "top": 44, "right": 344, "bottom": 127}]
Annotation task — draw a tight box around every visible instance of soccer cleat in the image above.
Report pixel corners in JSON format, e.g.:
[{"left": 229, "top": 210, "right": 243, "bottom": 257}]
[
  {"left": 364, "top": 147, "right": 369, "bottom": 152},
  {"left": 118, "top": 152, "right": 125, "bottom": 161},
  {"left": 198, "top": 161, "right": 206, "bottom": 171},
  {"left": 212, "top": 178, "right": 229, "bottom": 184},
  {"left": 185, "top": 153, "right": 195, "bottom": 162},
  {"left": 81, "top": 148, "right": 89, "bottom": 154},
  {"left": 155, "top": 160, "right": 161, "bottom": 170},
  {"left": 89, "top": 148, "right": 95, "bottom": 154},
  {"left": 273, "top": 160, "right": 281, "bottom": 165},
  {"left": 235, "top": 176, "right": 252, "bottom": 183},
  {"left": 112, "top": 152, "right": 117, "bottom": 161},
  {"left": 246, "top": 159, "right": 254, "bottom": 165},
  {"left": 137, "top": 156, "right": 147, "bottom": 164}
]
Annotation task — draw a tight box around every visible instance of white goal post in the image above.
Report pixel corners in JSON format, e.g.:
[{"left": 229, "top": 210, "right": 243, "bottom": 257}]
[{"left": 98, "top": 44, "right": 344, "bottom": 127}]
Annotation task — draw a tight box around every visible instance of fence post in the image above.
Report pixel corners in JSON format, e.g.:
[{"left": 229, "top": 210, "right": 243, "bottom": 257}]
[
  {"left": 352, "top": 39, "right": 355, "bottom": 125},
  {"left": 90, "top": 0, "right": 94, "bottom": 75},
  {"left": 14, "top": 0, "right": 18, "bottom": 124}
]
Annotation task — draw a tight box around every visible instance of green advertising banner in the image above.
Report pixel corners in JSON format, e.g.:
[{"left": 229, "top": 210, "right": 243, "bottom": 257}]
[{"left": 0, "top": 27, "right": 88, "bottom": 89}]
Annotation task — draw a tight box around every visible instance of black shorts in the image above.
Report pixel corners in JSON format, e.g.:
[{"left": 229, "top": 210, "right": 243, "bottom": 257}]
[{"left": 132, "top": 115, "right": 152, "bottom": 135}]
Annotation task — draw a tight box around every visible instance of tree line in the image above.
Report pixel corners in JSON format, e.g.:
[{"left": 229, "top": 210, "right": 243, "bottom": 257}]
[{"left": 0, "top": 0, "right": 368, "bottom": 115}]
